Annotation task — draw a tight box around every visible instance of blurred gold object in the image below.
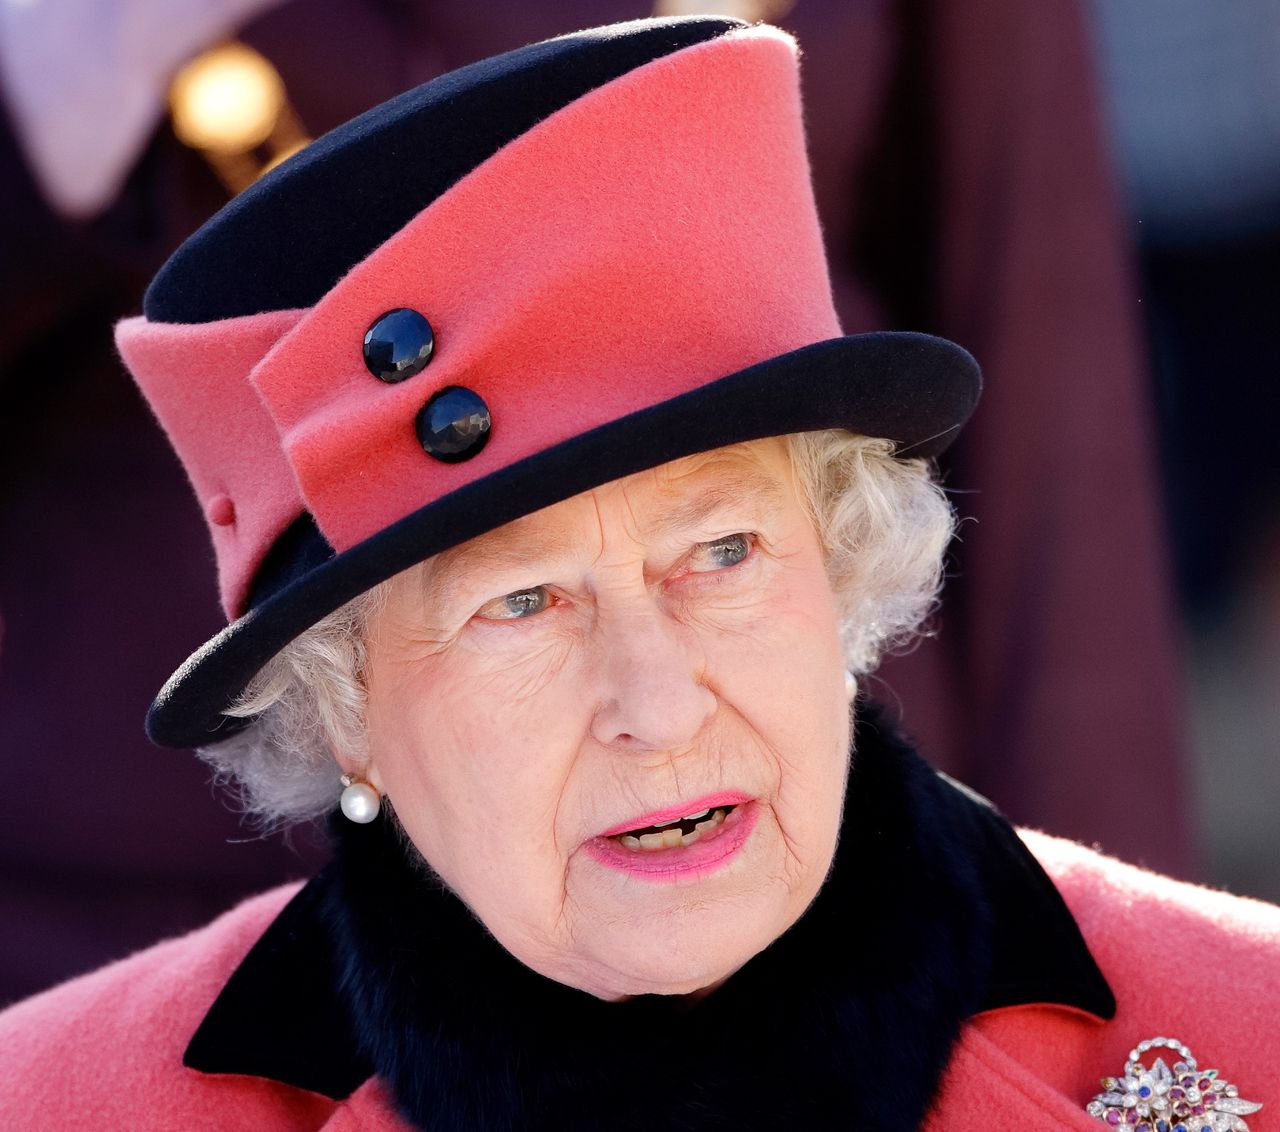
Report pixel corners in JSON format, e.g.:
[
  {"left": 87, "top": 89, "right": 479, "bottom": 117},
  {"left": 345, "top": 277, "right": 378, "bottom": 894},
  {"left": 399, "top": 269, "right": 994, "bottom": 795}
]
[
  {"left": 169, "top": 42, "right": 311, "bottom": 195},
  {"left": 261, "top": 139, "right": 309, "bottom": 177},
  {"left": 170, "top": 42, "right": 283, "bottom": 153},
  {"left": 652, "top": 0, "right": 795, "bottom": 22}
]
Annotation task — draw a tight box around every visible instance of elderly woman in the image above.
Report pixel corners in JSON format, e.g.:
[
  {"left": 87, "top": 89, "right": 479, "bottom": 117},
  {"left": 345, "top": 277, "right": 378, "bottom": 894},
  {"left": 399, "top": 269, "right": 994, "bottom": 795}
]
[{"left": 1, "top": 15, "right": 1276, "bottom": 1132}]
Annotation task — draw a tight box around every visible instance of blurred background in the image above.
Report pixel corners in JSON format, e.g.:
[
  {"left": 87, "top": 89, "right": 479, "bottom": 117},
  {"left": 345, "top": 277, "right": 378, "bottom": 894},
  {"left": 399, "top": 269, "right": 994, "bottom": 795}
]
[{"left": 1, "top": 0, "right": 1277, "bottom": 1007}]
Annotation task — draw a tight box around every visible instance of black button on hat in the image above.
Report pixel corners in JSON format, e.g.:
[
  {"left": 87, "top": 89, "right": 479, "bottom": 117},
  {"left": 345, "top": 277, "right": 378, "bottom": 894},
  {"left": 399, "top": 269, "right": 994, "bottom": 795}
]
[
  {"left": 363, "top": 308, "right": 435, "bottom": 382},
  {"left": 416, "top": 386, "right": 492, "bottom": 462}
]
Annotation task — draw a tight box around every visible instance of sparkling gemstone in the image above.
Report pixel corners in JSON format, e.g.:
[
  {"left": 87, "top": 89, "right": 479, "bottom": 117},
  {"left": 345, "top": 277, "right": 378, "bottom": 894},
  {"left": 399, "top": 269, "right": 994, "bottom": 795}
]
[
  {"left": 1171, "top": 1089, "right": 1185, "bottom": 1100},
  {"left": 1216, "top": 1097, "right": 1264, "bottom": 1116},
  {"left": 1199, "top": 1079, "right": 1212, "bottom": 1091},
  {"left": 363, "top": 308, "right": 435, "bottom": 383},
  {"left": 1106, "top": 1110, "right": 1122, "bottom": 1126},
  {"left": 415, "top": 385, "right": 492, "bottom": 463},
  {"left": 1156, "top": 1122, "right": 1170, "bottom": 1132},
  {"left": 1139, "top": 1086, "right": 1153, "bottom": 1098}
]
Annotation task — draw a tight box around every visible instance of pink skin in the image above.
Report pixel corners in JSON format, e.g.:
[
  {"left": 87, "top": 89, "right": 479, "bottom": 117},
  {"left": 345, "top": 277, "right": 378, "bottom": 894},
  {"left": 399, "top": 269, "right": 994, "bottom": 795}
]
[{"left": 359, "top": 437, "right": 851, "bottom": 1001}]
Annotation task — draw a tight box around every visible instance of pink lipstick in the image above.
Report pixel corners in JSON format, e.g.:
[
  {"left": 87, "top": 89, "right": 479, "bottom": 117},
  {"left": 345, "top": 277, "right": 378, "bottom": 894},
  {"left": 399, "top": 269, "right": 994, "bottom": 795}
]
[
  {"left": 584, "top": 795, "right": 759, "bottom": 882},
  {"left": 598, "top": 791, "right": 752, "bottom": 838}
]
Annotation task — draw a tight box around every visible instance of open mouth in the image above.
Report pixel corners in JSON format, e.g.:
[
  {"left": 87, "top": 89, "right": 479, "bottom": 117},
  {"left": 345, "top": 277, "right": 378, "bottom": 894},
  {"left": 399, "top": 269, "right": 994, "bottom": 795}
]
[
  {"left": 586, "top": 798, "right": 757, "bottom": 880},
  {"left": 609, "top": 805, "right": 738, "bottom": 851}
]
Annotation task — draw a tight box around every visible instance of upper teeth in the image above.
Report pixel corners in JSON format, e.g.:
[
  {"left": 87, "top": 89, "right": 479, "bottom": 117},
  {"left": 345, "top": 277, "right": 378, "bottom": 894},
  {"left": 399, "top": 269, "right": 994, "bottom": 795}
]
[
  {"left": 653, "top": 808, "right": 711, "bottom": 828},
  {"left": 618, "top": 808, "right": 727, "bottom": 851}
]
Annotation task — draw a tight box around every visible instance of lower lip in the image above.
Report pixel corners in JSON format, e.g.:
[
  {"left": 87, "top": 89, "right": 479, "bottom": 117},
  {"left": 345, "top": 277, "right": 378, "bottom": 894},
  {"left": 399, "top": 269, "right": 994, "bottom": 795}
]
[{"left": 582, "top": 802, "right": 759, "bottom": 883}]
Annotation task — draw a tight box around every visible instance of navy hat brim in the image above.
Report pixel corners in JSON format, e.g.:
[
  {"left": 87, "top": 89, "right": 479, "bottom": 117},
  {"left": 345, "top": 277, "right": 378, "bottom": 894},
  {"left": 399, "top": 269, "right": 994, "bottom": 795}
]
[{"left": 147, "top": 331, "right": 979, "bottom": 748}]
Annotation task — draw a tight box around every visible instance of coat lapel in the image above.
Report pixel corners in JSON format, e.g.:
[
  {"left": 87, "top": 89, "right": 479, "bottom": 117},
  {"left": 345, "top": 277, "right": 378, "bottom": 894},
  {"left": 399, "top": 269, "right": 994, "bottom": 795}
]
[
  {"left": 925, "top": 1025, "right": 1113, "bottom": 1130},
  {"left": 320, "top": 1080, "right": 417, "bottom": 1132}
]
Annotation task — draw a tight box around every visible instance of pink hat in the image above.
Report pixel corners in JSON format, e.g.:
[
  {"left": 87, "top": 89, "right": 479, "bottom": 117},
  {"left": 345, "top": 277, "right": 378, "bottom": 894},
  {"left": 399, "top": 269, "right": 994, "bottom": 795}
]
[{"left": 116, "top": 17, "right": 980, "bottom": 747}]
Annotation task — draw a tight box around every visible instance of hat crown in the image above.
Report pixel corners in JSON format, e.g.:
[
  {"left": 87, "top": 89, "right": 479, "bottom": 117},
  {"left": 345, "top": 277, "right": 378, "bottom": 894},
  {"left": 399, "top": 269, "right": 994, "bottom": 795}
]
[
  {"left": 144, "top": 16, "right": 745, "bottom": 324},
  {"left": 120, "top": 23, "right": 841, "bottom": 620}
]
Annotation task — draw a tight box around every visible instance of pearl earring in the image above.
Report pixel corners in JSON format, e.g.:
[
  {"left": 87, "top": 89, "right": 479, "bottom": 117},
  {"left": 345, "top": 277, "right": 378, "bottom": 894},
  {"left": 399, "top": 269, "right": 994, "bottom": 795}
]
[
  {"left": 339, "top": 774, "right": 381, "bottom": 824},
  {"left": 844, "top": 671, "right": 857, "bottom": 701}
]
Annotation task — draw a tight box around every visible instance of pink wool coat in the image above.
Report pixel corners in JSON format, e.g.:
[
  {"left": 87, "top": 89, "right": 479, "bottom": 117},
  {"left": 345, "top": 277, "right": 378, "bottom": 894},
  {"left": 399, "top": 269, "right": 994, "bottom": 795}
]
[{"left": 1, "top": 830, "right": 1276, "bottom": 1131}]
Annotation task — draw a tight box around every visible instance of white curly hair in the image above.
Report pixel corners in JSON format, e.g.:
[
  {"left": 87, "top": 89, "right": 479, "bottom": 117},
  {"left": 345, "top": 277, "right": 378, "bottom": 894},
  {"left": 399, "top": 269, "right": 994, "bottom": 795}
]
[{"left": 200, "top": 430, "right": 955, "bottom": 826}]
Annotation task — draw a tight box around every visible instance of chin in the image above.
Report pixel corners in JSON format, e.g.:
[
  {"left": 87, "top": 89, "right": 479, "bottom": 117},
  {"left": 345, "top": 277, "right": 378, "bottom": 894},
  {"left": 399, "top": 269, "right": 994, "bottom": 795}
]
[
  {"left": 582, "top": 892, "right": 793, "bottom": 1001},
  {"left": 593, "top": 950, "right": 744, "bottom": 1001}
]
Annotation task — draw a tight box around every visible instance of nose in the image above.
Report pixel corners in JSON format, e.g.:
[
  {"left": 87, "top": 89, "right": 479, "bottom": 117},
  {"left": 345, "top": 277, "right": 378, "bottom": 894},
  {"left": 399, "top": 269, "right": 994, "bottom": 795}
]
[{"left": 588, "top": 593, "right": 717, "bottom": 752}]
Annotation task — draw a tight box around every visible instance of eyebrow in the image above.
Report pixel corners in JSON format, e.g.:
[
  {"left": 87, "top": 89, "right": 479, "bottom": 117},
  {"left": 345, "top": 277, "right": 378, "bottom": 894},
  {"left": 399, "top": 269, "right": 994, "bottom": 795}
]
[
  {"left": 419, "top": 462, "right": 789, "bottom": 607},
  {"left": 642, "top": 466, "right": 788, "bottom": 539},
  {"left": 420, "top": 524, "right": 580, "bottom": 610}
]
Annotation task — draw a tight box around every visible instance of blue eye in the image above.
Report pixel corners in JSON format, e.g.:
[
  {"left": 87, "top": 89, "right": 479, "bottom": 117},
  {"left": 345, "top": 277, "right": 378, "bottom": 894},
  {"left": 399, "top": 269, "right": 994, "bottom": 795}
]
[
  {"left": 477, "top": 587, "right": 552, "bottom": 620},
  {"left": 695, "top": 534, "right": 752, "bottom": 571}
]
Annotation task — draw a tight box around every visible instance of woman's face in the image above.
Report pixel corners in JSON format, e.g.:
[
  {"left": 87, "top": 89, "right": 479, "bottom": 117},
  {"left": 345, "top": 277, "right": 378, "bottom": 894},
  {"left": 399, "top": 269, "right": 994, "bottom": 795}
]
[{"left": 361, "top": 437, "right": 851, "bottom": 1000}]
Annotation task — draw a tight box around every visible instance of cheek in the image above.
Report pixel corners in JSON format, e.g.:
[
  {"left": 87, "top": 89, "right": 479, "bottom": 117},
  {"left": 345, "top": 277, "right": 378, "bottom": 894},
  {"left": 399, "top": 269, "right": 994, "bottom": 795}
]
[
  {"left": 707, "top": 548, "right": 844, "bottom": 710},
  {"left": 462, "top": 626, "right": 577, "bottom": 703},
  {"left": 703, "top": 549, "right": 849, "bottom": 817},
  {"left": 367, "top": 649, "right": 589, "bottom": 881}
]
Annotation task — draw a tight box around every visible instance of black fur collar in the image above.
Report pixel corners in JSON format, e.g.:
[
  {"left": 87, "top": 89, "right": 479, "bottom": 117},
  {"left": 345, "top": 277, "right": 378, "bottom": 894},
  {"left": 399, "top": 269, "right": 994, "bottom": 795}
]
[{"left": 186, "top": 703, "right": 1114, "bottom": 1129}]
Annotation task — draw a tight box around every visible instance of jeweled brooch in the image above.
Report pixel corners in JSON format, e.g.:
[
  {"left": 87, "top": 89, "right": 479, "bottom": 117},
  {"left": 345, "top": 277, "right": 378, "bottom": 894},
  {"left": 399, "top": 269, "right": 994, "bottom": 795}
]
[{"left": 1085, "top": 1037, "right": 1263, "bottom": 1131}]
